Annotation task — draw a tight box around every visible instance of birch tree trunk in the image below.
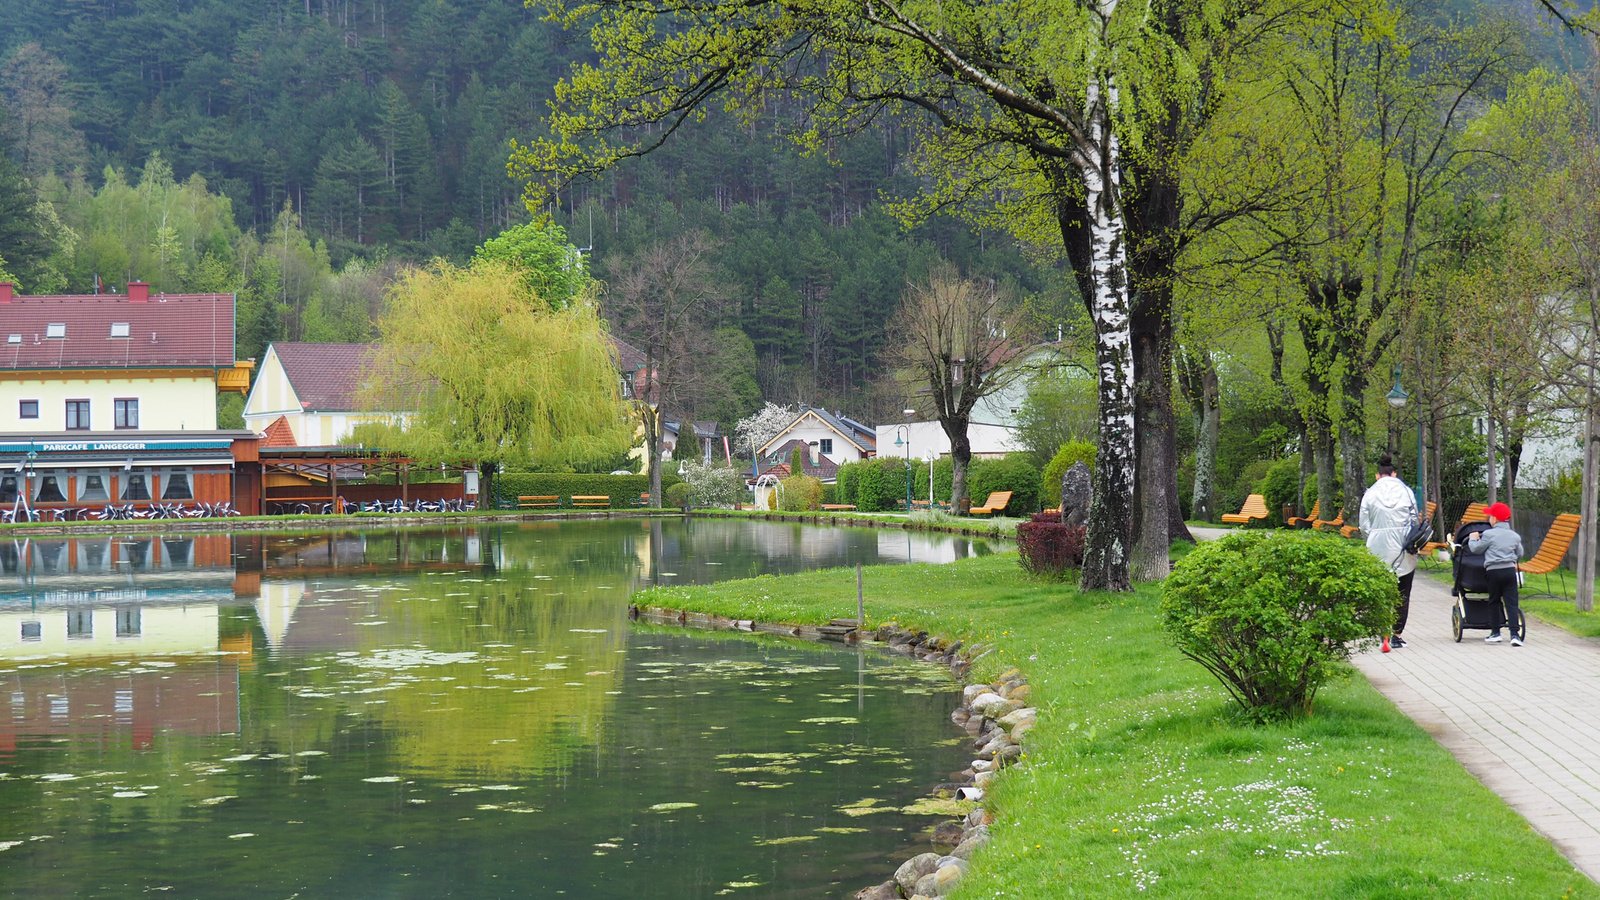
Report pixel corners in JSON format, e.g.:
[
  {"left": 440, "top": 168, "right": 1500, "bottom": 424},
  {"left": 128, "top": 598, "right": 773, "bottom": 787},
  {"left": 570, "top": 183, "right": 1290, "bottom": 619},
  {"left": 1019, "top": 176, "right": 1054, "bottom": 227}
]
[
  {"left": 1578, "top": 353, "right": 1598, "bottom": 613},
  {"left": 1078, "top": 57, "right": 1136, "bottom": 593}
]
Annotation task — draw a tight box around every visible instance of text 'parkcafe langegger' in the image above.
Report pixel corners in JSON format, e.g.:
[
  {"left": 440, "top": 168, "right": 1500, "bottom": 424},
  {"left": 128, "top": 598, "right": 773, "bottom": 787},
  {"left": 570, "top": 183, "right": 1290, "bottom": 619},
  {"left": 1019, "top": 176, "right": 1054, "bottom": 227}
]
[{"left": 1, "top": 433, "right": 264, "bottom": 519}]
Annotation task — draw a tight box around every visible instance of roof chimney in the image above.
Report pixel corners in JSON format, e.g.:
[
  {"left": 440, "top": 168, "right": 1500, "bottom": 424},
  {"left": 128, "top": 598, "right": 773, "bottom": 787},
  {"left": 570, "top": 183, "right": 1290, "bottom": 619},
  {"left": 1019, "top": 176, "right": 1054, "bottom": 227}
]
[
  {"left": 128, "top": 281, "right": 150, "bottom": 303},
  {"left": 0, "top": 283, "right": 11, "bottom": 303}
]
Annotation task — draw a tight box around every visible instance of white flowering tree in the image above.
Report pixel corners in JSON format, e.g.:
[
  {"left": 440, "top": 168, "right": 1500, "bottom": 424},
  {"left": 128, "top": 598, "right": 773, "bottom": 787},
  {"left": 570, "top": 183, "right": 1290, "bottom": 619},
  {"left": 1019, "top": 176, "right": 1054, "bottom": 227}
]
[{"left": 734, "top": 402, "right": 796, "bottom": 466}]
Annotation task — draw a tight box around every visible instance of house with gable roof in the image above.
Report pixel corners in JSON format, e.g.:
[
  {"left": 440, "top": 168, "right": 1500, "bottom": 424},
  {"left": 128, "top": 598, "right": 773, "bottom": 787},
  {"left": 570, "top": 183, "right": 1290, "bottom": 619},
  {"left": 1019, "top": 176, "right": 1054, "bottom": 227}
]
[
  {"left": 756, "top": 407, "right": 876, "bottom": 481},
  {"left": 242, "top": 342, "right": 404, "bottom": 447}
]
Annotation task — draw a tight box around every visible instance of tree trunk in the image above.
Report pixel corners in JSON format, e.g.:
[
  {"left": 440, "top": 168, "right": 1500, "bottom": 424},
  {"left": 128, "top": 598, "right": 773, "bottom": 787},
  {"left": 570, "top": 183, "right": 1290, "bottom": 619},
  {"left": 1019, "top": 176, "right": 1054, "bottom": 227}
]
[
  {"left": 1579, "top": 354, "right": 1598, "bottom": 613},
  {"left": 1339, "top": 367, "right": 1369, "bottom": 525},
  {"left": 1076, "top": 75, "right": 1136, "bottom": 593},
  {"left": 1192, "top": 360, "right": 1220, "bottom": 522},
  {"left": 1132, "top": 308, "right": 1171, "bottom": 581},
  {"left": 644, "top": 405, "right": 663, "bottom": 508},
  {"left": 948, "top": 419, "right": 972, "bottom": 512}
]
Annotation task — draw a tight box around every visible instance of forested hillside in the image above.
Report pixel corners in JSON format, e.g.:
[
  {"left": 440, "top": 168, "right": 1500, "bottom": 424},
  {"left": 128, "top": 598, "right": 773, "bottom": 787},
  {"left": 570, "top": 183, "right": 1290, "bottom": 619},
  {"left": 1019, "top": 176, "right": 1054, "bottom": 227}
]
[{"left": 0, "top": 0, "right": 1076, "bottom": 427}]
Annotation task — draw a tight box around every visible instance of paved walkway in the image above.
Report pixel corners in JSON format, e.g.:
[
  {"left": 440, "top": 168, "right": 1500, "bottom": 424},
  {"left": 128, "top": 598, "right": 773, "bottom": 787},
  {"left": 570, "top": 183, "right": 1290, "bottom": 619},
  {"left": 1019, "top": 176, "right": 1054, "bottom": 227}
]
[{"left": 1192, "top": 527, "right": 1600, "bottom": 881}]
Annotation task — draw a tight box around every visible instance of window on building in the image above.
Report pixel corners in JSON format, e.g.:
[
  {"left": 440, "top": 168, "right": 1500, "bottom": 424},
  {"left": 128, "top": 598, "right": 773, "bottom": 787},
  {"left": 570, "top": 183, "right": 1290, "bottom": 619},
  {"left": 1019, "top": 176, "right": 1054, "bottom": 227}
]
[
  {"left": 34, "top": 475, "right": 65, "bottom": 503},
  {"left": 116, "top": 608, "right": 141, "bottom": 637},
  {"left": 20, "top": 621, "right": 41, "bottom": 641},
  {"left": 110, "top": 322, "right": 130, "bottom": 338},
  {"left": 66, "top": 609, "right": 93, "bottom": 639},
  {"left": 78, "top": 474, "right": 109, "bottom": 502},
  {"left": 65, "top": 400, "right": 90, "bottom": 430},
  {"left": 19, "top": 399, "right": 38, "bottom": 419},
  {"left": 45, "top": 323, "right": 65, "bottom": 338},
  {"left": 161, "top": 471, "right": 192, "bottom": 500},
  {"left": 114, "top": 399, "right": 139, "bottom": 429},
  {"left": 0, "top": 475, "right": 16, "bottom": 504},
  {"left": 819, "top": 439, "right": 833, "bottom": 455},
  {"left": 121, "top": 473, "right": 151, "bottom": 501}
]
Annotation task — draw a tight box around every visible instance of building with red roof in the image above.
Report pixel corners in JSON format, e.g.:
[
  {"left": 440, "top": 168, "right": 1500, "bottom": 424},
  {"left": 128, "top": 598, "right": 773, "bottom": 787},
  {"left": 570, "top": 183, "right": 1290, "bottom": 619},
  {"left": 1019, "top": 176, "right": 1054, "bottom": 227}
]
[{"left": 0, "top": 282, "right": 260, "bottom": 516}]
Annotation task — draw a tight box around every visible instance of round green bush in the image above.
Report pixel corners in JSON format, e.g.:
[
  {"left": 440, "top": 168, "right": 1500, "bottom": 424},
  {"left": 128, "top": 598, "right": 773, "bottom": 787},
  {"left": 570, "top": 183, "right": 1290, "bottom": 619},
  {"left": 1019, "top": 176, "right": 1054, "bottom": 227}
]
[
  {"left": 1161, "top": 531, "right": 1397, "bottom": 721},
  {"left": 968, "top": 453, "right": 1042, "bottom": 514},
  {"left": 664, "top": 481, "right": 693, "bottom": 510},
  {"left": 1041, "top": 440, "right": 1096, "bottom": 508},
  {"left": 1259, "top": 456, "right": 1300, "bottom": 527}
]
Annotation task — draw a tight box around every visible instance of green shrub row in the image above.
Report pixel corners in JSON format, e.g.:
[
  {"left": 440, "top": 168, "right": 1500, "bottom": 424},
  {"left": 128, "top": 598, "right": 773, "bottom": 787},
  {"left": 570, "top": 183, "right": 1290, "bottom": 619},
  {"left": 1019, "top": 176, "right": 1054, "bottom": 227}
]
[
  {"left": 495, "top": 473, "right": 683, "bottom": 509},
  {"left": 834, "top": 453, "right": 1044, "bottom": 515}
]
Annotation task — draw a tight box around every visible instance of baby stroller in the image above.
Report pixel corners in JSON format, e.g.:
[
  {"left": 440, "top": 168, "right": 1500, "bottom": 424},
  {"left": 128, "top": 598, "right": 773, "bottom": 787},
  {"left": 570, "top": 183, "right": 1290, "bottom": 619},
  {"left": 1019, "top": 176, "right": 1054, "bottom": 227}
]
[{"left": 1449, "top": 519, "right": 1526, "bottom": 642}]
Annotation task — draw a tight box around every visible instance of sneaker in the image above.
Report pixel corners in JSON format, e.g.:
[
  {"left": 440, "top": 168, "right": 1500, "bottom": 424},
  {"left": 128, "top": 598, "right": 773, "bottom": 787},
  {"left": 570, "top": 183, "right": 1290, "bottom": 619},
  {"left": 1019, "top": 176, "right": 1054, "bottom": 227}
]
[
  {"left": 1485, "top": 633, "right": 1503, "bottom": 643},
  {"left": 1511, "top": 634, "right": 1524, "bottom": 647},
  {"left": 1381, "top": 636, "right": 1391, "bottom": 653},
  {"left": 1390, "top": 635, "right": 1407, "bottom": 649}
]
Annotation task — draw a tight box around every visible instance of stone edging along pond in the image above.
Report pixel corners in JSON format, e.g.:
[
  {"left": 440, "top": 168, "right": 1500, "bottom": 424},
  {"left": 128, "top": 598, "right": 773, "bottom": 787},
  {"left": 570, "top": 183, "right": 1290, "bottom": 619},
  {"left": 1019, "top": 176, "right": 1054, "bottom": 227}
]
[{"left": 629, "top": 604, "right": 1034, "bottom": 900}]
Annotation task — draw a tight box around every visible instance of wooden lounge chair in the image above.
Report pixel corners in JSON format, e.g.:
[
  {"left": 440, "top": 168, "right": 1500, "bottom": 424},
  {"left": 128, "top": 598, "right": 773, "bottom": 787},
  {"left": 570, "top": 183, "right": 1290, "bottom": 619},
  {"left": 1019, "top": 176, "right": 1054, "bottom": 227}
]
[
  {"left": 1286, "top": 500, "right": 1319, "bottom": 529},
  {"left": 1313, "top": 508, "right": 1344, "bottom": 532},
  {"left": 1519, "top": 512, "right": 1582, "bottom": 598},
  {"left": 1220, "top": 494, "right": 1269, "bottom": 526},
  {"left": 970, "top": 491, "right": 1013, "bottom": 516}
]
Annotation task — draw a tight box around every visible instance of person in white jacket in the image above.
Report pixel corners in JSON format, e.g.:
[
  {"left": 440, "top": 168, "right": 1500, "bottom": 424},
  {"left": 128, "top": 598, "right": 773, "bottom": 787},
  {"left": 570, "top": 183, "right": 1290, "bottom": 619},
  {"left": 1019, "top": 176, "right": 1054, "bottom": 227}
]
[{"left": 1358, "top": 453, "right": 1418, "bottom": 652}]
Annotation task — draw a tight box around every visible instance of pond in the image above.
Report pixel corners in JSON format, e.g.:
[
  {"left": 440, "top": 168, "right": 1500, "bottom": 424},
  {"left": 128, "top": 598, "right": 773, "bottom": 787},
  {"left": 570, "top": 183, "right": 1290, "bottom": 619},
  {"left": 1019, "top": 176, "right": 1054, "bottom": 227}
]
[{"left": 0, "top": 519, "right": 999, "bottom": 899}]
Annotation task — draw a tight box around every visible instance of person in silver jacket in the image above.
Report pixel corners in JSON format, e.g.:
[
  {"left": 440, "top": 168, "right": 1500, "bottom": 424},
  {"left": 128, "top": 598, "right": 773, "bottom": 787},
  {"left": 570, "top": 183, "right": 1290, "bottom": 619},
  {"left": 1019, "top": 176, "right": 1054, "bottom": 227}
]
[
  {"left": 1358, "top": 454, "right": 1417, "bottom": 651},
  {"left": 1468, "top": 502, "right": 1525, "bottom": 645}
]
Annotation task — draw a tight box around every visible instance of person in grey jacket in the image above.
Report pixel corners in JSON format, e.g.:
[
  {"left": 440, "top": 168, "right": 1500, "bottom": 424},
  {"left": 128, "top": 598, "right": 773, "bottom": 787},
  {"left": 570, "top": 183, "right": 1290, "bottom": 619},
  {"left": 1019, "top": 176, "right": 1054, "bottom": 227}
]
[
  {"left": 1468, "top": 502, "right": 1525, "bottom": 645},
  {"left": 1359, "top": 454, "right": 1418, "bottom": 651}
]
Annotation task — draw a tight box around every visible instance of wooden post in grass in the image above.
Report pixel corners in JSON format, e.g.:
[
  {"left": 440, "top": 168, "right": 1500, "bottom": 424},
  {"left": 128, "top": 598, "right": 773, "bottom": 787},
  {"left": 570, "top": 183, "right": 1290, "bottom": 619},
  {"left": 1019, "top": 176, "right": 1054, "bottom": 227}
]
[{"left": 856, "top": 564, "right": 863, "bottom": 627}]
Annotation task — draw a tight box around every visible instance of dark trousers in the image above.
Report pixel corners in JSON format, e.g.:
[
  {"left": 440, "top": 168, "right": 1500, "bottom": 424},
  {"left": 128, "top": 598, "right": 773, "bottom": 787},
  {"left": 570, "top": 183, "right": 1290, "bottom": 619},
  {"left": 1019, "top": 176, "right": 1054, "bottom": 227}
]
[
  {"left": 1395, "top": 570, "right": 1414, "bottom": 635},
  {"left": 1486, "top": 567, "right": 1521, "bottom": 636}
]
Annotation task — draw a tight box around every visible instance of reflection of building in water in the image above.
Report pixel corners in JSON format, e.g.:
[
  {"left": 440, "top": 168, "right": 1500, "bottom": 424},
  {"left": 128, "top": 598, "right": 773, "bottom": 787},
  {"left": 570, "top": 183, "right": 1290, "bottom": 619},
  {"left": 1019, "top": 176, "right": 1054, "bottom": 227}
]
[
  {"left": 0, "top": 534, "right": 241, "bottom": 758},
  {"left": 1, "top": 534, "right": 234, "bottom": 659},
  {"left": 0, "top": 663, "right": 241, "bottom": 758}
]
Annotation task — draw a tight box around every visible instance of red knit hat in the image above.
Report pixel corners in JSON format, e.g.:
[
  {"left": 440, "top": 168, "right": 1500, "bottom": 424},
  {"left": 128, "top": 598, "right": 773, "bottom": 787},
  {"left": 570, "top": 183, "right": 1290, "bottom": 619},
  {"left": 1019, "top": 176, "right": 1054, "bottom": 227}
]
[{"left": 1485, "top": 502, "right": 1511, "bottom": 522}]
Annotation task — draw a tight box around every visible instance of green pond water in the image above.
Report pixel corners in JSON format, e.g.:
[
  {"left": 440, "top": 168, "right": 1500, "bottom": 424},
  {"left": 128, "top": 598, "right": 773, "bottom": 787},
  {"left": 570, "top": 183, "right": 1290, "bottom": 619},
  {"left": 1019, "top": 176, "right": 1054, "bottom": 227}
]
[{"left": 0, "top": 519, "right": 998, "bottom": 899}]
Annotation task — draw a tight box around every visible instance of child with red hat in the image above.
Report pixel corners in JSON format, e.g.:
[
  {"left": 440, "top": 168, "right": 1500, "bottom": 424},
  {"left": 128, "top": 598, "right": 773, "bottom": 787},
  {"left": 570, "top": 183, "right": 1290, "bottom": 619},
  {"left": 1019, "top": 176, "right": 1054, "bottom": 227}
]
[{"left": 1468, "top": 502, "right": 1525, "bottom": 645}]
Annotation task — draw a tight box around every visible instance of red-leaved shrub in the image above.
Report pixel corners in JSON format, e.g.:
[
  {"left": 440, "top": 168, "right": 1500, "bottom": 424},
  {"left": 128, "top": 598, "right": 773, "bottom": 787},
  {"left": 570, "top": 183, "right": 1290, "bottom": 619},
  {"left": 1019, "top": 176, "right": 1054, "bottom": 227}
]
[{"left": 1016, "top": 512, "right": 1087, "bottom": 578}]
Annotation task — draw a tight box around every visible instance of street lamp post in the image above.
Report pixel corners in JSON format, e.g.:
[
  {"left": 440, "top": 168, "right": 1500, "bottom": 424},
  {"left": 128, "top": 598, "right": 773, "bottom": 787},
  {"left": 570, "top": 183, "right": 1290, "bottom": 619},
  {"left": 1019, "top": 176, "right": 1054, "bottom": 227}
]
[
  {"left": 894, "top": 425, "right": 911, "bottom": 512},
  {"left": 1385, "top": 366, "right": 1423, "bottom": 508}
]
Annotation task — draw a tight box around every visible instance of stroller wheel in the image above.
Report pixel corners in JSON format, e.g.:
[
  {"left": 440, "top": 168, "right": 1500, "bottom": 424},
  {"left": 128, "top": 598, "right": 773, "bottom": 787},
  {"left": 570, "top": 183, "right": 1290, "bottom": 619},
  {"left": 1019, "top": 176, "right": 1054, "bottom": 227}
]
[
  {"left": 1452, "top": 606, "right": 1463, "bottom": 643},
  {"left": 1516, "top": 609, "right": 1526, "bottom": 641}
]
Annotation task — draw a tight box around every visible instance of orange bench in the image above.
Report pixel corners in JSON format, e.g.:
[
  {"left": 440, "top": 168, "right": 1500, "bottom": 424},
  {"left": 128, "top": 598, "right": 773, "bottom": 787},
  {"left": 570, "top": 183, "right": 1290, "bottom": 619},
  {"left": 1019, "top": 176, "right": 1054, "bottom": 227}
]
[
  {"left": 1519, "top": 512, "right": 1581, "bottom": 597},
  {"left": 1287, "top": 500, "right": 1319, "bottom": 529},
  {"left": 1424, "top": 502, "right": 1485, "bottom": 555},
  {"left": 970, "top": 491, "right": 1013, "bottom": 516},
  {"left": 1220, "top": 494, "right": 1268, "bottom": 526}
]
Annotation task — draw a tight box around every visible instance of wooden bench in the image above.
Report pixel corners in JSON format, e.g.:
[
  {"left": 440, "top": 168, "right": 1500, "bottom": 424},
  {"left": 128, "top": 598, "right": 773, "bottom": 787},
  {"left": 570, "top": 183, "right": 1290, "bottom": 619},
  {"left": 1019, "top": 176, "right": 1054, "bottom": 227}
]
[
  {"left": 1313, "top": 510, "right": 1344, "bottom": 533},
  {"left": 570, "top": 495, "right": 612, "bottom": 509},
  {"left": 1519, "top": 512, "right": 1582, "bottom": 597},
  {"left": 630, "top": 492, "right": 652, "bottom": 508},
  {"left": 821, "top": 504, "right": 856, "bottom": 511},
  {"left": 1220, "top": 493, "right": 1268, "bottom": 525},
  {"left": 518, "top": 495, "right": 560, "bottom": 509},
  {"left": 1286, "top": 500, "right": 1319, "bottom": 529},
  {"left": 970, "top": 491, "right": 1013, "bottom": 516}
]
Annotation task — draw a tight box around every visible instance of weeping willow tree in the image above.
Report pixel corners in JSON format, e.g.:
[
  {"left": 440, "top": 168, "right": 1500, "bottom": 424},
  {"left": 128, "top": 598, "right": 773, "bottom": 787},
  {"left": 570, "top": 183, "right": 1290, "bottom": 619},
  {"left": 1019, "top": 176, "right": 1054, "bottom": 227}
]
[{"left": 358, "top": 260, "right": 632, "bottom": 492}]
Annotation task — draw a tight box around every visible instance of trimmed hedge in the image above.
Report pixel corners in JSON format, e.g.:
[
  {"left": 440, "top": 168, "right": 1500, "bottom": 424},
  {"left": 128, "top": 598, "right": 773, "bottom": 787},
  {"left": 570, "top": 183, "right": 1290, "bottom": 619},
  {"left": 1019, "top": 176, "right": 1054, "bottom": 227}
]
[{"left": 495, "top": 473, "right": 683, "bottom": 509}]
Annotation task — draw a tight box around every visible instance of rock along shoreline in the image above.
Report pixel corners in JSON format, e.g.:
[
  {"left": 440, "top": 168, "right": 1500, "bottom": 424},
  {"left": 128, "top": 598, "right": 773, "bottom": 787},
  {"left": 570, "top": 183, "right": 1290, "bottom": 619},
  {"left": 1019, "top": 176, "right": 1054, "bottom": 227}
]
[{"left": 629, "top": 603, "right": 1033, "bottom": 900}]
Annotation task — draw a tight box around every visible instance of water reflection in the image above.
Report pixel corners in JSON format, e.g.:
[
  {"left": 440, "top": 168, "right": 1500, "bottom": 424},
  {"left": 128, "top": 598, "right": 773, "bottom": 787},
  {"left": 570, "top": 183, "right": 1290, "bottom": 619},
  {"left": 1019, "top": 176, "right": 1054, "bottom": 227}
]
[{"left": 0, "top": 521, "right": 993, "bottom": 899}]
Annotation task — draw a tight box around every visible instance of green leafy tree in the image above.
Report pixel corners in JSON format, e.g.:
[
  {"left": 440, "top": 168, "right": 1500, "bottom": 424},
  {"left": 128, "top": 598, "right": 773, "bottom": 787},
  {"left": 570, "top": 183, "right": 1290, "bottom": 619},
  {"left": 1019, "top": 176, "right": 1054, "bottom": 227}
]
[
  {"left": 473, "top": 222, "right": 592, "bottom": 309},
  {"left": 358, "top": 259, "right": 632, "bottom": 482}
]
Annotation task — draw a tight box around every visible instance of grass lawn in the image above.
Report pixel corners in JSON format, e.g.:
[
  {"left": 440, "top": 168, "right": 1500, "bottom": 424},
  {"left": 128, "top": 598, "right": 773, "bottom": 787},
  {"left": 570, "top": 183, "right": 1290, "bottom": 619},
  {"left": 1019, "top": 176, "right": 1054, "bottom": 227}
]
[{"left": 634, "top": 551, "right": 1600, "bottom": 899}]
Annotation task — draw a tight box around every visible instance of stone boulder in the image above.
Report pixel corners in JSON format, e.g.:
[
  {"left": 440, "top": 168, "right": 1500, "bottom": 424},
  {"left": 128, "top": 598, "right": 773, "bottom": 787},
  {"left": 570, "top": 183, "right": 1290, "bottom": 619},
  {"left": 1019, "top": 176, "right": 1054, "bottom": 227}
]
[
  {"left": 1061, "top": 461, "right": 1091, "bottom": 527},
  {"left": 894, "top": 853, "right": 942, "bottom": 894}
]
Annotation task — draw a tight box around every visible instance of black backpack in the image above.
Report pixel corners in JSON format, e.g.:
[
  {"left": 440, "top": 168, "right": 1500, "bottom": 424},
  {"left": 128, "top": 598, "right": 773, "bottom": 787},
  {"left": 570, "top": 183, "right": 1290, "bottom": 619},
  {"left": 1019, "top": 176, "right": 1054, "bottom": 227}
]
[{"left": 1401, "top": 517, "right": 1434, "bottom": 555}]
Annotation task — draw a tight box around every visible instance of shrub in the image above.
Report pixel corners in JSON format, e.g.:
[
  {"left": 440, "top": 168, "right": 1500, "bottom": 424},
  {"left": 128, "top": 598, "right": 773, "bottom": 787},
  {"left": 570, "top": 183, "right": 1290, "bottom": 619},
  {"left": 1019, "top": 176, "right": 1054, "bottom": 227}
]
[
  {"left": 679, "top": 461, "right": 746, "bottom": 509},
  {"left": 968, "top": 453, "right": 1043, "bottom": 514},
  {"left": 1041, "top": 440, "right": 1097, "bottom": 508},
  {"left": 854, "top": 458, "right": 910, "bottom": 512},
  {"left": 835, "top": 462, "right": 860, "bottom": 506},
  {"left": 664, "top": 481, "right": 693, "bottom": 510},
  {"left": 1015, "top": 512, "right": 1087, "bottom": 578},
  {"left": 1161, "top": 531, "right": 1397, "bottom": 721},
  {"left": 495, "top": 473, "right": 681, "bottom": 508},
  {"left": 779, "top": 474, "right": 823, "bottom": 511},
  {"left": 1259, "top": 456, "right": 1301, "bottom": 527}
]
